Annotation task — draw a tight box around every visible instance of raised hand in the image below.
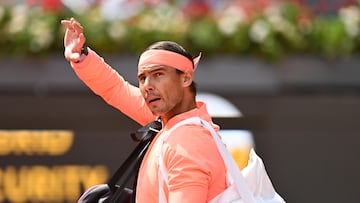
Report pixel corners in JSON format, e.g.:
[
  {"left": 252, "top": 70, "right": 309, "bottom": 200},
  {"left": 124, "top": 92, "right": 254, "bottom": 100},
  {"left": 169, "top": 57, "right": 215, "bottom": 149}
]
[{"left": 61, "top": 18, "right": 86, "bottom": 62}]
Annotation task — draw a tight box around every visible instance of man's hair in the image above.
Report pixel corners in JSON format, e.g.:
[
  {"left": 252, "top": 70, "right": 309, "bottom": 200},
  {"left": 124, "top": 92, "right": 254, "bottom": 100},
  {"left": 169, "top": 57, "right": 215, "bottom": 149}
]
[{"left": 145, "top": 41, "right": 197, "bottom": 95}]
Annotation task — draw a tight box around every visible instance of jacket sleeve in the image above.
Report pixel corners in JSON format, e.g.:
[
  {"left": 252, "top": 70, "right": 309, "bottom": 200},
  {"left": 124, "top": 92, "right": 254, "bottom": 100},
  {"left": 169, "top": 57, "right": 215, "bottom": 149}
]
[{"left": 70, "top": 48, "right": 156, "bottom": 126}]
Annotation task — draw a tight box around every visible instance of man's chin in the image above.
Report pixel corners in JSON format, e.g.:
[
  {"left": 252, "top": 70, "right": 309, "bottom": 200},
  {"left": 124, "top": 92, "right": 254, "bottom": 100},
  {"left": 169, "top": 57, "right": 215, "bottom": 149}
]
[
  {"left": 147, "top": 104, "right": 166, "bottom": 117},
  {"left": 150, "top": 109, "right": 165, "bottom": 117},
  {"left": 149, "top": 108, "right": 160, "bottom": 116}
]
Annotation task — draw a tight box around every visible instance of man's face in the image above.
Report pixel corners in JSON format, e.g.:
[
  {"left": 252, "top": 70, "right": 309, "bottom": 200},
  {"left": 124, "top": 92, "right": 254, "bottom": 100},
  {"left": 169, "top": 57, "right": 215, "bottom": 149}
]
[{"left": 137, "top": 64, "right": 185, "bottom": 118}]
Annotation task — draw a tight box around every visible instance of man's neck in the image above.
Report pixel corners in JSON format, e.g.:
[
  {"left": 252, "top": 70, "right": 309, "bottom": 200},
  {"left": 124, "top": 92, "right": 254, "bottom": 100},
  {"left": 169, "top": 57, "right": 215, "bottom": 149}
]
[{"left": 161, "top": 101, "right": 197, "bottom": 125}]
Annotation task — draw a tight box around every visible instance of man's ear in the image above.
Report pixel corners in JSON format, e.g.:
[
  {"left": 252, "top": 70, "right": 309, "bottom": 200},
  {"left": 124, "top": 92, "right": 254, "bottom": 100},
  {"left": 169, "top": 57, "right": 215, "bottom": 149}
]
[{"left": 182, "top": 72, "right": 193, "bottom": 87}]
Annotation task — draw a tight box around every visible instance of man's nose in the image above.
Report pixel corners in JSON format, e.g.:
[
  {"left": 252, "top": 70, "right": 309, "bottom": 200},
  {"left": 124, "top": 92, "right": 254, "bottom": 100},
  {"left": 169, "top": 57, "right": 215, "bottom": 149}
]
[{"left": 143, "top": 77, "right": 154, "bottom": 91}]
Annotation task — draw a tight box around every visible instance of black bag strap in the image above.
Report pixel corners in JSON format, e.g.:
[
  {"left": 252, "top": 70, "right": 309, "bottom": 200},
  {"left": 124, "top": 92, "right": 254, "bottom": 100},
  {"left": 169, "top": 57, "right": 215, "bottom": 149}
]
[
  {"left": 106, "top": 120, "right": 162, "bottom": 199},
  {"left": 107, "top": 140, "right": 150, "bottom": 190},
  {"left": 107, "top": 140, "right": 151, "bottom": 202}
]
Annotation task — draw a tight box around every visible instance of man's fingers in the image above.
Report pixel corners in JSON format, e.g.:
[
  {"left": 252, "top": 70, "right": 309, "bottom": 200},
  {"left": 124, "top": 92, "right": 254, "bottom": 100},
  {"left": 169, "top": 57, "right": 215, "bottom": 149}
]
[
  {"left": 61, "top": 20, "right": 70, "bottom": 26},
  {"left": 61, "top": 20, "right": 72, "bottom": 30},
  {"left": 79, "top": 33, "right": 86, "bottom": 46},
  {"left": 61, "top": 18, "right": 83, "bottom": 33},
  {"left": 73, "top": 22, "right": 84, "bottom": 34}
]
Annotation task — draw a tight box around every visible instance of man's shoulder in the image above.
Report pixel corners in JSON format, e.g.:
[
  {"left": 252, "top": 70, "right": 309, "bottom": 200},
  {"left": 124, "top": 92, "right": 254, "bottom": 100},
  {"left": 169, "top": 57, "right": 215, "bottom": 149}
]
[{"left": 167, "top": 123, "right": 213, "bottom": 143}]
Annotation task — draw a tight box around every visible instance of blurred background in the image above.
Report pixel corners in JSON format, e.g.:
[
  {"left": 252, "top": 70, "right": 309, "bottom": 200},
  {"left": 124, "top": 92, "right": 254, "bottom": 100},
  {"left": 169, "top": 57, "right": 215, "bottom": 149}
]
[{"left": 1, "top": 0, "right": 360, "bottom": 202}]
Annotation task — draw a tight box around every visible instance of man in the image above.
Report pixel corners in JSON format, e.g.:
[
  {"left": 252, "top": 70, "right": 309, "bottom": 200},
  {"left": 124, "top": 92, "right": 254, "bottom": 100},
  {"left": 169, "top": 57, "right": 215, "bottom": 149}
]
[{"left": 62, "top": 18, "right": 227, "bottom": 203}]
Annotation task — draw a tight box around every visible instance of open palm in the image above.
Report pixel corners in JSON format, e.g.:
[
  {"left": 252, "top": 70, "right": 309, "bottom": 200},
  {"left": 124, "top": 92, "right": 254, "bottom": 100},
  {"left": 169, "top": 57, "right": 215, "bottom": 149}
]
[{"left": 61, "top": 18, "right": 86, "bottom": 62}]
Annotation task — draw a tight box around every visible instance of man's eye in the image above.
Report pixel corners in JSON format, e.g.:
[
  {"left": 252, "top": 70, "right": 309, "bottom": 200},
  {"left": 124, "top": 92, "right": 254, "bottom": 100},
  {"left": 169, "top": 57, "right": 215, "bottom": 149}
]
[{"left": 139, "top": 76, "right": 145, "bottom": 82}]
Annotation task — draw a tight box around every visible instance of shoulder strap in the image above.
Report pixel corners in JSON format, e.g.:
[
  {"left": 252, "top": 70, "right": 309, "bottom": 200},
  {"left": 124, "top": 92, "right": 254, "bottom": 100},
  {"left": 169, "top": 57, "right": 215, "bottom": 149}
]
[
  {"left": 157, "top": 118, "right": 198, "bottom": 203},
  {"left": 108, "top": 120, "right": 160, "bottom": 202},
  {"left": 107, "top": 140, "right": 151, "bottom": 189},
  {"left": 197, "top": 118, "right": 257, "bottom": 203},
  {"left": 158, "top": 117, "right": 256, "bottom": 203},
  {"left": 108, "top": 119, "right": 161, "bottom": 189}
]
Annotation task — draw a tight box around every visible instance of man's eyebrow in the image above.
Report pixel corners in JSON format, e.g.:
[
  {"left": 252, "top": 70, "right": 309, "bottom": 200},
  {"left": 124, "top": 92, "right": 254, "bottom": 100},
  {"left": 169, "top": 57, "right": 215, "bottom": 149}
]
[
  {"left": 137, "top": 66, "right": 167, "bottom": 77},
  {"left": 149, "top": 66, "right": 167, "bottom": 72}
]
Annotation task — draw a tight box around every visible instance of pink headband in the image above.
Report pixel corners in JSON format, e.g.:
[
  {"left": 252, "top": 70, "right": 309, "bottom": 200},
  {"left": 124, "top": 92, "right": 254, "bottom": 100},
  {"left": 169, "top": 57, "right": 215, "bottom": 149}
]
[{"left": 138, "top": 49, "right": 201, "bottom": 73}]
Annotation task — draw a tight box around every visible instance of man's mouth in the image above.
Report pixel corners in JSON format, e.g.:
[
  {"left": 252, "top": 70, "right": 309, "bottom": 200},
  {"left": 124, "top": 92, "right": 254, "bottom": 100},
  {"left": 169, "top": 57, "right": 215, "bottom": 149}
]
[{"left": 148, "top": 98, "right": 160, "bottom": 104}]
